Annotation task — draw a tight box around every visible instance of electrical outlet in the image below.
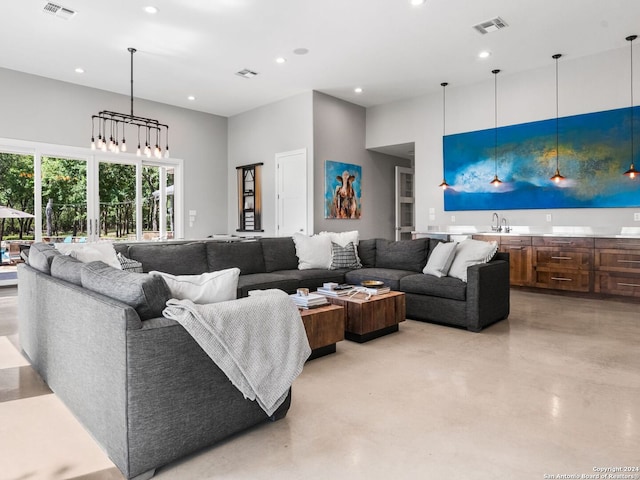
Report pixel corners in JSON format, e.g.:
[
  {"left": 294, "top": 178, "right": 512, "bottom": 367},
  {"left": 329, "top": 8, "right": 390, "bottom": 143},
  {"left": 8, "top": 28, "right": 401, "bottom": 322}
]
[
  {"left": 451, "top": 215, "right": 456, "bottom": 223},
  {"left": 546, "top": 214, "right": 552, "bottom": 222},
  {"left": 634, "top": 212, "right": 640, "bottom": 221}
]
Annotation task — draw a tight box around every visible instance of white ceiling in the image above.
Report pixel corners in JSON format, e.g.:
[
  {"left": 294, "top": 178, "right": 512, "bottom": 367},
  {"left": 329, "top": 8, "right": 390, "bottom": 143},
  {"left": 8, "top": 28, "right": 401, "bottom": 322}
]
[{"left": 1, "top": 0, "right": 639, "bottom": 117}]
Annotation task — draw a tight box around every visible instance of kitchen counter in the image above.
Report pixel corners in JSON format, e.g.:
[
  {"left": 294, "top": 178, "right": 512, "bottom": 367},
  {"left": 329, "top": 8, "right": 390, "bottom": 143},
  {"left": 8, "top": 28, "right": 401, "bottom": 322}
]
[{"left": 413, "top": 226, "right": 640, "bottom": 239}]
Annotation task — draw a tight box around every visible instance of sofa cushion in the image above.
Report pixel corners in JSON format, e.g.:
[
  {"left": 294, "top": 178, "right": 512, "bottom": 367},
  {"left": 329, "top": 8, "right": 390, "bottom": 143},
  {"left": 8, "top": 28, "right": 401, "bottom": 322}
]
[
  {"left": 275, "top": 268, "right": 348, "bottom": 289},
  {"left": 400, "top": 273, "right": 467, "bottom": 301},
  {"left": 81, "top": 261, "right": 171, "bottom": 320},
  {"left": 54, "top": 242, "right": 121, "bottom": 269},
  {"left": 150, "top": 268, "right": 240, "bottom": 304},
  {"left": 127, "top": 242, "right": 208, "bottom": 275},
  {"left": 261, "top": 237, "right": 299, "bottom": 272},
  {"left": 345, "top": 267, "right": 415, "bottom": 291},
  {"left": 27, "top": 242, "right": 61, "bottom": 274},
  {"left": 292, "top": 233, "right": 332, "bottom": 270},
  {"left": 206, "top": 241, "right": 265, "bottom": 274},
  {"left": 375, "top": 238, "right": 428, "bottom": 272},
  {"left": 357, "top": 239, "right": 377, "bottom": 268},
  {"left": 329, "top": 241, "right": 362, "bottom": 270},
  {"left": 237, "top": 273, "right": 299, "bottom": 297},
  {"left": 423, "top": 241, "right": 457, "bottom": 278},
  {"left": 50, "top": 254, "right": 85, "bottom": 285},
  {"left": 448, "top": 239, "right": 499, "bottom": 282}
]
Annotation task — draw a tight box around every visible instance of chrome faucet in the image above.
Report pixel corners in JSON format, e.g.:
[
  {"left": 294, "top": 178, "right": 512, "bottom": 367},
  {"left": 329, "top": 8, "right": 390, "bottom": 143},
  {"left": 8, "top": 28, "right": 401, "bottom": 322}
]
[
  {"left": 501, "top": 217, "right": 511, "bottom": 233},
  {"left": 492, "top": 212, "right": 501, "bottom": 232}
]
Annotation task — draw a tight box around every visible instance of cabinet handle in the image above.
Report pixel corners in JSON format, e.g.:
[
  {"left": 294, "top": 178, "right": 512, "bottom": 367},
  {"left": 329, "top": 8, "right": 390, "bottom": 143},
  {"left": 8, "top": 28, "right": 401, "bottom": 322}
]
[
  {"left": 617, "top": 282, "right": 640, "bottom": 287},
  {"left": 617, "top": 259, "right": 640, "bottom": 264},
  {"left": 551, "top": 277, "right": 573, "bottom": 281},
  {"left": 507, "top": 246, "right": 524, "bottom": 250},
  {"left": 551, "top": 256, "right": 572, "bottom": 260}
]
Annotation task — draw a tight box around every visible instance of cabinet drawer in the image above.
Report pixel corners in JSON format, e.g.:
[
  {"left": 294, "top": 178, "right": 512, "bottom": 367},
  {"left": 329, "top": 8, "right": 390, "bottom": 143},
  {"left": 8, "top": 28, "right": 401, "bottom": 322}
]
[
  {"left": 472, "top": 234, "right": 500, "bottom": 244},
  {"left": 532, "top": 236, "right": 594, "bottom": 248},
  {"left": 500, "top": 236, "right": 532, "bottom": 246},
  {"left": 595, "top": 238, "right": 640, "bottom": 250},
  {"left": 594, "top": 272, "right": 640, "bottom": 297},
  {"left": 533, "top": 248, "right": 593, "bottom": 270},
  {"left": 533, "top": 269, "right": 591, "bottom": 292},
  {"left": 595, "top": 250, "right": 640, "bottom": 273}
]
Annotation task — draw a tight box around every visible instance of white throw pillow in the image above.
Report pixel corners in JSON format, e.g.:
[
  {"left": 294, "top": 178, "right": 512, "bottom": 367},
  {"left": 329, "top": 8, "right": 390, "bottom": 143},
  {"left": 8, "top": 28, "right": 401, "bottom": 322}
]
[
  {"left": 150, "top": 268, "right": 240, "bottom": 304},
  {"left": 447, "top": 239, "right": 498, "bottom": 282},
  {"left": 319, "top": 230, "right": 359, "bottom": 246},
  {"left": 423, "top": 241, "right": 458, "bottom": 277},
  {"left": 54, "top": 242, "right": 121, "bottom": 269},
  {"left": 292, "top": 233, "right": 332, "bottom": 270}
]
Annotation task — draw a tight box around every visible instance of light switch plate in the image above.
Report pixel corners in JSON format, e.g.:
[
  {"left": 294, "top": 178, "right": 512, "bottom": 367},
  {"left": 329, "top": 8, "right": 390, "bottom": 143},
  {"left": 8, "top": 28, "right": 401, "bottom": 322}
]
[{"left": 634, "top": 212, "right": 640, "bottom": 221}]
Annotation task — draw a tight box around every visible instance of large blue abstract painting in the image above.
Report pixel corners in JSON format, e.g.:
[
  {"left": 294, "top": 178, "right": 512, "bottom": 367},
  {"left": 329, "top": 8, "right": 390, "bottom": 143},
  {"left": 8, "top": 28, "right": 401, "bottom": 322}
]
[{"left": 443, "top": 105, "right": 640, "bottom": 210}]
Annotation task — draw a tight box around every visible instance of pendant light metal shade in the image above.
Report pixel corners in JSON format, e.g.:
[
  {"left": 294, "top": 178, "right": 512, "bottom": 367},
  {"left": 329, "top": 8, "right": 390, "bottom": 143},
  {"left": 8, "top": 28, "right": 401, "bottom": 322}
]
[
  {"left": 439, "top": 82, "right": 450, "bottom": 190},
  {"left": 490, "top": 69, "right": 502, "bottom": 186},
  {"left": 550, "top": 53, "right": 565, "bottom": 183},
  {"left": 624, "top": 35, "right": 638, "bottom": 179}
]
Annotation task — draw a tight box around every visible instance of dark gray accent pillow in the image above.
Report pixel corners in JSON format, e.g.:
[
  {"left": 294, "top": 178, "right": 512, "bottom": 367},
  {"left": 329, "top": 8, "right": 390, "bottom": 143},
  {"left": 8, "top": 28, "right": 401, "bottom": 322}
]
[
  {"left": 260, "top": 237, "right": 299, "bottom": 272},
  {"left": 50, "top": 254, "right": 85, "bottom": 285},
  {"left": 27, "top": 242, "right": 61, "bottom": 274},
  {"left": 127, "top": 242, "right": 208, "bottom": 275},
  {"left": 375, "top": 238, "right": 429, "bottom": 272},
  {"left": 357, "top": 239, "right": 377, "bottom": 268},
  {"left": 206, "top": 241, "right": 266, "bottom": 274},
  {"left": 81, "top": 261, "right": 171, "bottom": 320}
]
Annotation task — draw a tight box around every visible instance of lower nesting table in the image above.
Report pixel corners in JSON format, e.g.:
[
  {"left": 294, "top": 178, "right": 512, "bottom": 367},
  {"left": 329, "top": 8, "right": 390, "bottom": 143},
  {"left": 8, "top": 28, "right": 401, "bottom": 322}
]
[
  {"left": 322, "top": 291, "right": 406, "bottom": 343},
  {"left": 299, "top": 304, "right": 345, "bottom": 360}
]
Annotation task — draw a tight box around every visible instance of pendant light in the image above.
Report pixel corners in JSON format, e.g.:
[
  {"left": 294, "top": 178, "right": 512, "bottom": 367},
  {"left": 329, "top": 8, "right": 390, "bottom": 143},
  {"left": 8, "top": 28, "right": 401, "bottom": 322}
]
[
  {"left": 490, "top": 69, "right": 503, "bottom": 186},
  {"left": 550, "top": 53, "right": 566, "bottom": 183},
  {"left": 624, "top": 35, "right": 638, "bottom": 179},
  {"left": 439, "top": 82, "right": 450, "bottom": 190}
]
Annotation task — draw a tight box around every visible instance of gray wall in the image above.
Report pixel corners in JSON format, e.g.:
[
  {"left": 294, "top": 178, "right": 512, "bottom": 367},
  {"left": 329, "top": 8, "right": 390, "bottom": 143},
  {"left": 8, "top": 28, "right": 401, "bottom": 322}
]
[
  {"left": 313, "top": 91, "right": 411, "bottom": 240},
  {"left": 227, "top": 92, "right": 314, "bottom": 237},
  {"left": 366, "top": 46, "right": 640, "bottom": 233},
  {"left": 0, "top": 67, "right": 228, "bottom": 239}
]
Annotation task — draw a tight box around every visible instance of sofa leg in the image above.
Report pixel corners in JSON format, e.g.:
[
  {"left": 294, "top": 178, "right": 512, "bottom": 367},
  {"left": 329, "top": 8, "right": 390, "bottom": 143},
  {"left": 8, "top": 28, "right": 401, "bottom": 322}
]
[{"left": 131, "top": 469, "right": 155, "bottom": 480}]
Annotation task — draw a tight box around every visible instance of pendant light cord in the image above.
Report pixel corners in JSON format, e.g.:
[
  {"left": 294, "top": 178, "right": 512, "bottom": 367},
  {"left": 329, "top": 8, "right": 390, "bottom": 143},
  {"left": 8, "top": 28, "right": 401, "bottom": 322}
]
[
  {"left": 493, "top": 70, "right": 499, "bottom": 177},
  {"left": 631, "top": 37, "right": 635, "bottom": 165},
  {"left": 555, "top": 54, "right": 560, "bottom": 171}
]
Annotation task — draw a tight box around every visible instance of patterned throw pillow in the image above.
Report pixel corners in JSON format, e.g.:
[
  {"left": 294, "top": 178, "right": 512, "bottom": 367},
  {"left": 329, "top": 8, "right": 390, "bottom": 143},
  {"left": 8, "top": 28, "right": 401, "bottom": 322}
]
[
  {"left": 117, "top": 252, "right": 144, "bottom": 273},
  {"left": 329, "top": 241, "right": 362, "bottom": 270}
]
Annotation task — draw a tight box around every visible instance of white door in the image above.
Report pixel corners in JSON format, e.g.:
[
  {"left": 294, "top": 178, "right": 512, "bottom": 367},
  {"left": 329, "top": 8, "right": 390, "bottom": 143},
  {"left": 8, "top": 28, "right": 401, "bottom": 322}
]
[
  {"left": 276, "top": 149, "right": 308, "bottom": 236},
  {"left": 395, "top": 166, "right": 414, "bottom": 241}
]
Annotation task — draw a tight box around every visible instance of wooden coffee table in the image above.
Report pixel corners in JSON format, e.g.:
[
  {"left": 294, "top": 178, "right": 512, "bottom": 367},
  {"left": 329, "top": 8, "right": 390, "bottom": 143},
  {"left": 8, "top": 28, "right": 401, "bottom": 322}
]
[
  {"left": 299, "top": 304, "right": 345, "bottom": 359},
  {"left": 322, "top": 291, "right": 406, "bottom": 343}
]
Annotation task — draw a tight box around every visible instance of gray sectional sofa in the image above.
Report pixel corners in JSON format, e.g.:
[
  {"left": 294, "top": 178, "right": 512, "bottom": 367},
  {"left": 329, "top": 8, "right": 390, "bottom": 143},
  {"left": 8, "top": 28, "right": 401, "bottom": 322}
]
[{"left": 18, "top": 235, "right": 509, "bottom": 479}]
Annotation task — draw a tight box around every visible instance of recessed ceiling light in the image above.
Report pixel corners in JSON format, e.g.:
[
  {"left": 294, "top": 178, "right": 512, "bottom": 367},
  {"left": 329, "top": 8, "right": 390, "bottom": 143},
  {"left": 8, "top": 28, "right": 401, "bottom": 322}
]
[
  {"left": 187, "top": 95, "right": 196, "bottom": 101},
  {"left": 74, "top": 67, "right": 84, "bottom": 74},
  {"left": 409, "top": 0, "right": 426, "bottom": 6},
  {"left": 293, "top": 48, "right": 309, "bottom": 55},
  {"left": 478, "top": 50, "right": 491, "bottom": 59},
  {"left": 144, "top": 6, "right": 158, "bottom": 14},
  {"left": 275, "top": 57, "right": 287, "bottom": 64},
  {"left": 354, "top": 87, "right": 363, "bottom": 94}
]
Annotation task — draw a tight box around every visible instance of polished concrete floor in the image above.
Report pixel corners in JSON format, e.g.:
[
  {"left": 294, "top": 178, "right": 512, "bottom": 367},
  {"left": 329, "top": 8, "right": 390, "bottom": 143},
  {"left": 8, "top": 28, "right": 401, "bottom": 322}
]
[{"left": 1, "top": 286, "right": 639, "bottom": 479}]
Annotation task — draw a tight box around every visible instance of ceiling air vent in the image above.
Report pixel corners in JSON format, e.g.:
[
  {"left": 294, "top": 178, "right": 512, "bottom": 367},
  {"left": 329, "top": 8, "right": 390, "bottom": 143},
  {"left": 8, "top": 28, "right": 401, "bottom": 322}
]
[
  {"left": 473, "top": 17, "right": 508, "bottom": 34},
  {"left": 235, "top": 69, "right": 259, "bottom": 79},
  {"left": 43, "top": 2, "right": 77, "bottom": 20}
]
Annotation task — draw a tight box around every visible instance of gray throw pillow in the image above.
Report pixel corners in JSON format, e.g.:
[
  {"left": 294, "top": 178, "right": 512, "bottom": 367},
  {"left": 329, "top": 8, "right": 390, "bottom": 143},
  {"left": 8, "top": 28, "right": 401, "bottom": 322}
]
[
  {"left": 329, "top": 241, "right": 362, "bottom": 270},
  {"left": 81, "top": 261, "right": 171, "bottom": 320},
  {"left": 27, "top": 242, "right": 61, "bottom": 274},
  {"left": 50, "top": 255, "right": 85, "bottom": 285}
]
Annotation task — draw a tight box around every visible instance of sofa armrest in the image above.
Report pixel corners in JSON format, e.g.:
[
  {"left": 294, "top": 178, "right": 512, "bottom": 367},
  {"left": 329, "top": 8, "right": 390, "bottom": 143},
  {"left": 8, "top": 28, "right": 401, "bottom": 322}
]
[{"left": 465, "top": 254, "right": 510, "bottom": 332}]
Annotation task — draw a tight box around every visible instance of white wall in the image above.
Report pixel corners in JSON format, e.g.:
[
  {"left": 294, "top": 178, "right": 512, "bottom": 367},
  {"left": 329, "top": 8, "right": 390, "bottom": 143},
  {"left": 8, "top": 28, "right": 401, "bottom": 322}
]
[
  {"left": 313, "top": 92, "right": 411, "bottom": 240},
  {"left": 366, "top": 46, "right": 640, "bottom": 232},
  {"left": 0, "top": 67, "right": 228, "bottom": 239},
  {"left": 227, "top": 92, "right": 314, "bottom": 237}
]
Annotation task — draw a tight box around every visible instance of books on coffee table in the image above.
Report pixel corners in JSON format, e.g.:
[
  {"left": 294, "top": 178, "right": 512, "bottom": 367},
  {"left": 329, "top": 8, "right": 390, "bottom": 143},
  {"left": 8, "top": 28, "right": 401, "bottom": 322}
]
[
  {"left": 359, "top": 285, "right": 391, "bottom": 295},
  {"left": 317, "top": 283, "right": 356, "bottom": 297},
  {"left": 289, "top": 292, "right": 328, "bottom": 309}
]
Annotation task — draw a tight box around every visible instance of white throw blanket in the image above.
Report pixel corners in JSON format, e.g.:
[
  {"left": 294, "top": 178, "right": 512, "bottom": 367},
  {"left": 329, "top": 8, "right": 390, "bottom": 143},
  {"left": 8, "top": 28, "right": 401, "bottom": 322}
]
[{"left": 162, "top": 289, "right": 311, "bottom": 416}]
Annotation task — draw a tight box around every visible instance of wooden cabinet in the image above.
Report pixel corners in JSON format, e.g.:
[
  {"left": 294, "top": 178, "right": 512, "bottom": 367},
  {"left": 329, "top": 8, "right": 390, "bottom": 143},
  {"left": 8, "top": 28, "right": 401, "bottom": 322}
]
[
  {"left": 532, "top": 236, "right": 594, "bottom": 292},
  {"left": 500, "top": 236, "right": 533, "bottom": 287},
  {"left": 594, "top": 238, "right": 640, "bottom": 298}
]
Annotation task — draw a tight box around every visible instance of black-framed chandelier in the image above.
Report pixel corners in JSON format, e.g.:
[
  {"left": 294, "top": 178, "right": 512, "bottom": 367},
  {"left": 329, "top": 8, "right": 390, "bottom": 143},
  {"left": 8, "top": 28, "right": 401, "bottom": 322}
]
[{"left": 90, "top": 47, "right": 169, "bottom": 158}]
